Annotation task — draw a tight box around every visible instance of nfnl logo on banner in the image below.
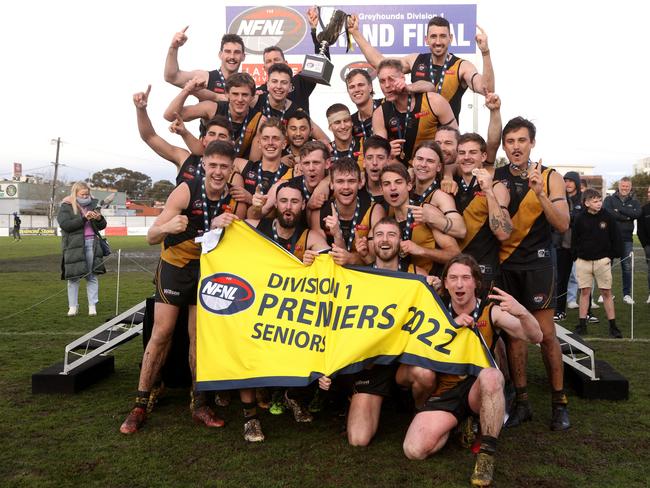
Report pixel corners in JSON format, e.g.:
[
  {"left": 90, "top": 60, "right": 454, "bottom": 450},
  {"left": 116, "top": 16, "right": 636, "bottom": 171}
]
[
  {"left": 226, "top": 4, "right": 477, "bottom": 56},
  {"left": 199, "top": 273, "right": 255, "bottom": 315}
]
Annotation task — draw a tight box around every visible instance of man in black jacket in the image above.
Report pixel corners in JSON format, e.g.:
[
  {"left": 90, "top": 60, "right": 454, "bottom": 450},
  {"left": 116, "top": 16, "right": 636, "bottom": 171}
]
[
  {"left": 553, "top": 171, "right": 582, "bottom": 320},
  {"left": 572, "top": 189, "right": 623, "bottom": 338},
  {"left": 12, "top": 212, "right": 21, "bottom": 241},
  {"left": 603, "top": 177, "right": 641, "bottom": 304},
  {"left": 637, "top": 185, "right": 650, "bottom": 304}
]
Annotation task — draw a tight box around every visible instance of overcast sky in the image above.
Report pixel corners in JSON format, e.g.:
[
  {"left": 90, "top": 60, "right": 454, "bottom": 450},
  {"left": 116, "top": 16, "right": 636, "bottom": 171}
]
[{"left": 2, "top": 0, "right": 648, "bottom": 188}]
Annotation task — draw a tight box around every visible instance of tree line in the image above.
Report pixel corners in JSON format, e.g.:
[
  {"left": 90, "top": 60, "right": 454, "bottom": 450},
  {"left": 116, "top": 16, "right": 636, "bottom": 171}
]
[{"left": 87, "top": 167, "right": 174, "bottom": 202}]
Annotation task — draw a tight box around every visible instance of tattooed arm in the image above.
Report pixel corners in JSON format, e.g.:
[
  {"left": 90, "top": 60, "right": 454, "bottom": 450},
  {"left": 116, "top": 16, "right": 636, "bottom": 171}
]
[{"left": 476, "top": 170, "right": 512, "bottom": 241}]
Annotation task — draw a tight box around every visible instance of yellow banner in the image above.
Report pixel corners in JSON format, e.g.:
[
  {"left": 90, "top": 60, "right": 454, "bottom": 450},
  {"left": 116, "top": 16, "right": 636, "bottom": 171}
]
[{"left": 196, "top": 221, "right": 491, "bottom": 390}]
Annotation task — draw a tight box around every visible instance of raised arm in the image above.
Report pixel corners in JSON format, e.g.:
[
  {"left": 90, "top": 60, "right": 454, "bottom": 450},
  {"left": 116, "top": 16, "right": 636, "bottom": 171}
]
[
  {"left": 168, "top": 113, "right": 204, "bottom": 156},
  {"left": 134, "top": 85, "right": 189, "bottom": 168},
  {"left": 529, "top": 163, "right": 570, "bottom": 233},
  {"left": 347, "top": 14, "right": 417, "bottom": 73},
  {"left": 484, "top": 93, "right": 502, "bottom": 165},
  {"left": 307, "top": 7, "right": 331, "bottom": 60},
  {"left": 458, "top": 25, "right": 494, "bottom": 96},
  {"left": 163, "top": 77, "right": 216, "bottom": 122},
  {"left": 475, "top": 170, "right": 511, "bottom": 241},
  {"left": 164, "top": 26, "right": 210, "bottom": 89},
  {"left": 475, "top": 25, "right": 494, "bottom": 94}
]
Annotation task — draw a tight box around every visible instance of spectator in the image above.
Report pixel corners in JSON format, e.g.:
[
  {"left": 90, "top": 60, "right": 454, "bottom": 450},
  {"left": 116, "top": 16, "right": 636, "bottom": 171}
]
[
  {"left": 573, "top": 189, "right": 622, "bottom": 338},
  {"left": 12, "top": 212, "right": 21, "bottom": 241},
  {"left": 603, "top": 177, "right": 641, "bottom": 304},
  {"left": 637, "top": 185, "right": 650, "bottom": 304},
  {"left": 57, "top": 182, "right": 107, "bottom": 317},
  {"left": 566, "top": 178, "right": 591, "bottom": 309},
  {"left": 578, "top": 179, "right": 601, "bottom": 314},
  {"left": 553, "top": 171, "right": 582, "bottom": 321}
]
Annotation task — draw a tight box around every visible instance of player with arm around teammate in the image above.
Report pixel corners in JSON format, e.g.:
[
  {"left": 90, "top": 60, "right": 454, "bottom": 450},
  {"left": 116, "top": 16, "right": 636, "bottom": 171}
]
[{"left": 317, "top": 217, "right": 439, "bottom": 447}]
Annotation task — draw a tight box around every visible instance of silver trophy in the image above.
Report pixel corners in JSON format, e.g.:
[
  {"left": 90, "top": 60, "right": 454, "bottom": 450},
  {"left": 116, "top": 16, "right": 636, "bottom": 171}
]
[{"left": 299, "top": 8, "right": 349, "bottom": 86}]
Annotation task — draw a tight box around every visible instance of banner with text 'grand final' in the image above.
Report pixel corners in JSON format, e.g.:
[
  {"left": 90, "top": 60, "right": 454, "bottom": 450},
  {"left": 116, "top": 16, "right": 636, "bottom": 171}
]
[
  {"left": 196, "top": 221, "right": 490, "bottom": 391},
  {"left": 226, "top": 4, "right": 477, "bottom": 56}
]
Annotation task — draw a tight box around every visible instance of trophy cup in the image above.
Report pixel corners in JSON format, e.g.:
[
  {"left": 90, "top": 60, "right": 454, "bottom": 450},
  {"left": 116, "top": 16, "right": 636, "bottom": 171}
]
[{"left": 299, "top": 8, "right": 349, "bottom": 86}]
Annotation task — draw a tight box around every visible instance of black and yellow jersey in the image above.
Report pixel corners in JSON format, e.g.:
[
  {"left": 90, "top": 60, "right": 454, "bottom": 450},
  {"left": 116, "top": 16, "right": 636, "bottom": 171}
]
[
  {"left": 352, "top": 98, "right": 383, "bottom": 141},
  {"left": 410, "top": 53, "right": 466, "bottom": 122},
  {"left": 240, "top": 160, "right": 290, "bottom": 195},
  {"left": 454, "top": 175, "right": 500, "bottom": 277},
  {"left": 388, "top": 205, "right": 437, "bottom": 273},
  {"left": 161, "top": 178, "right": 240, "bottom": 268},
  {"left": 495, "top": 165, "right": 554, "bottom": 269},
  {"left": 258, "top": 218, "right": 311, "bottom": 262},
  {"left": 330, "top": 139, "right": 364, "bottom": 170},
  {"left": 380, "top": 93, "right": 442, "bottom": 165},
  {"left": 176, "top": 154, "right": 202, "bottom": 186},
  {"left": 319, "top": 189, "right": 378, "bottom": 251},
  {"left": 433, "top": 301, "right": 498, "bottom": 395},
  {"left": 207, "top": 69, "right": 226, "bottom": 95},
  {"left": 253, "top": 94, "right": 305, "bottom": 123},
  {"left": 410, "top": 184, "right": 439, "bottom": 206},
  {"left": 213, "top": 101, "right": 263, "bottom": 160}
]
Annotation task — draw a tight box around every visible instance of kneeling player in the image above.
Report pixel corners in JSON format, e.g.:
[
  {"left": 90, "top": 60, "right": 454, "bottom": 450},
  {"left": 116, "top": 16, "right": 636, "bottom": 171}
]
[
  {"left": 402, "top": 254, "right": 542, "bottom": 487},
  {"left": 318, "top": 217, "right": 438, "bottom": 447}
]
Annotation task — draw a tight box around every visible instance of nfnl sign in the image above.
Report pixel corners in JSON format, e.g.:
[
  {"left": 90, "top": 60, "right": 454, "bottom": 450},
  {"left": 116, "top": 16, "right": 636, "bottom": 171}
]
[
  {"left": 227, "top": 6, "right": 308, "bottom": 55},
  {"left": 226, "top": 4, "right": 477, "bottom": 55}
]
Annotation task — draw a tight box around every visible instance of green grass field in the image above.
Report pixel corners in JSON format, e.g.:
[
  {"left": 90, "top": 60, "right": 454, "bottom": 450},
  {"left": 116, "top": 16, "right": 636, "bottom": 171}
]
[{"left": 1, "top": 236, "right": 649, "bottom": 487}]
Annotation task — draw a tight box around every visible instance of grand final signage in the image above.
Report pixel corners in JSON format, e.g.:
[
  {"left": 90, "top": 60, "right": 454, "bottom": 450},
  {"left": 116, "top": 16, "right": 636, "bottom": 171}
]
[
  {"left": 226, "top": 4, "right": 477, "bottom": 56},
  {"left": 195, "top": 221, "right": 491, "bottom": 391}
]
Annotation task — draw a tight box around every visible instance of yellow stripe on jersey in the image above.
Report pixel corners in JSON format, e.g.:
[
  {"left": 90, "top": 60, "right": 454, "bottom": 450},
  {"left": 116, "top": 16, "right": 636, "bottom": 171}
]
[
  {"left": 352, "top": 201, "right": 379, "bottom": 250},
  {"left": 161, "top": 239, "right": 201, "bottom": 268},
  {"left": 459, "top": 193, "right": 488, "bottom": 251},
  {"left": 433, "top": 302, "right": 496, "bottom": 395},
  {"left": 438, "top": 57, "right": 463, "bottom": 104},
  {"left": 412, "top": 94, "right": 440, "bottom": 154},
  {"left": 293, "top": 229, "right": 310, "bottom": 262},
  {"left": 499, "top": 168, "right": 551, "bottom": 263}
]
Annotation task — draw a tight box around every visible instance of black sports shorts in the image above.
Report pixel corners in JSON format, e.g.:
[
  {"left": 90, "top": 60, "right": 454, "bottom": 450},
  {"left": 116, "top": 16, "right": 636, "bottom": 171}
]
[
  {"left": 339, "top": 364, "right": 397, "bottom": 398},
  {"left": 500, "top": 265, "right": 556, "bottom": 311},
  {"left": 420, "top": 376, "right": 476, "bottom": 421},
  {"left": 154, "top": 259, "right": 200, "bottom": 306}
]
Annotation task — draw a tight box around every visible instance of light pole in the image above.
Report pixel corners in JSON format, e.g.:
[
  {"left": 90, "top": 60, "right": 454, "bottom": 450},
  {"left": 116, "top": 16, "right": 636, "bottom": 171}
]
[{"left": 49, "top": 137, "right": 61, "bottom": 227}]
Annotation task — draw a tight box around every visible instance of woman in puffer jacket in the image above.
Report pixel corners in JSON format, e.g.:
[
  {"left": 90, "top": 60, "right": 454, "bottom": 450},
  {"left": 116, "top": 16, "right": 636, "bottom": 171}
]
[{"left": 58, "top": 181, "right": 107, "bottom": 316}]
